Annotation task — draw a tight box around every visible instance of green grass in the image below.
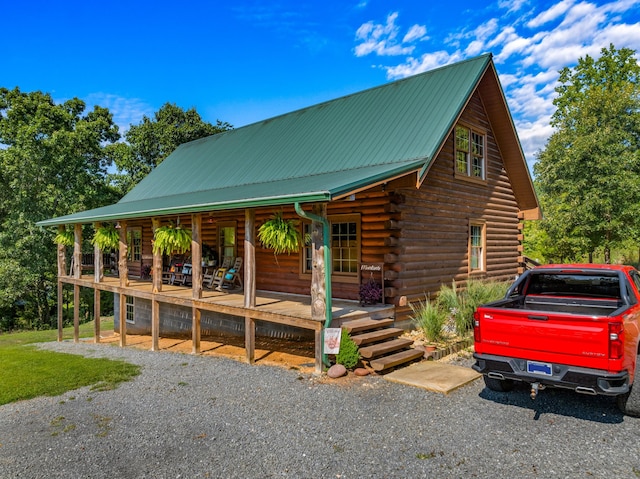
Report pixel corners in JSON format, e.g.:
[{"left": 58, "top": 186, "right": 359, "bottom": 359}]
[{"left": 0, "top": 318, "right": 140, "bottom": 406}]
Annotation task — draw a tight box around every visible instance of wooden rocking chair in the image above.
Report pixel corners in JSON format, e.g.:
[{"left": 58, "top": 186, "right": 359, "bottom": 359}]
[
  {"left": 212, "top": 257, "right": 243, "bottom": 291},
  {"left": 204, "top": 256, "right": 233, "bottom": 289}
]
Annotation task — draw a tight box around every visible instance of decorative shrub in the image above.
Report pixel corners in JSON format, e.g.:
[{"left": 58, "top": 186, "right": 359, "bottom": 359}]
[
  {"left": 91, "top": 224, "right": 119, "bottom": 252},
  {"left": 152, "top": 223, "right": 192, "bottom": 256},
  {"left": 53, "top": 230, "right": 74, "bottom": 247},
  {"left": 437, "top": 279, "right": 510, "bottom": 335},
  {"left": 359, "top": 279, "right": 383, "bottom": 305},
  {"left": 335, "top": 329, "right": 360, "bottom": 369},
  {"left": 410, "top": 295, "right": 447, "bottom": 343}
]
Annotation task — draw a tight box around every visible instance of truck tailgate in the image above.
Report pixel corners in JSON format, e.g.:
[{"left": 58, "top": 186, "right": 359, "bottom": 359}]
[{"left": 476, "top": 308, "right": 611, "bottom": 369}]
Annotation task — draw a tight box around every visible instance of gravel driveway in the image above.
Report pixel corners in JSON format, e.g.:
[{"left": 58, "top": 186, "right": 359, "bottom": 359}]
[{"left": 1, "top": 341, "right": 639, "bottom": 478}]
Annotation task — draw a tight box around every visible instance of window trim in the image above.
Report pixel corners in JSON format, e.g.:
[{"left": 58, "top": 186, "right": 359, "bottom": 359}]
[
  {"left": 217, "top": 221, "right": 237, "bottom": 262},
  {"left": 468, "top": 220, "right": 487, "bottom": 274},
  {"left": 125, "top": 295, "right": 135, "bottom": 324},
  {"left": 455, "top": 123, "right": 487, "bottom": 183},
  {"left": 126, "top": 227, "right": 142, "bottom": 264}
]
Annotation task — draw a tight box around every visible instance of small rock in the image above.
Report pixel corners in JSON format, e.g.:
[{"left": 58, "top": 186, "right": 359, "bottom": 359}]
[
  {"left": 327, "top": 364, "right": 347, "bottom": 378},
  {"left": 354, "top": 368, "right": 369, "bottom": 376}
]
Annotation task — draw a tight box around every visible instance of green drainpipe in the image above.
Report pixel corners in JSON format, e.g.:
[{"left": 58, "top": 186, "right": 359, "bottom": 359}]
[{"left": 294, "top": 203, "right": 332, "bottom": 367}]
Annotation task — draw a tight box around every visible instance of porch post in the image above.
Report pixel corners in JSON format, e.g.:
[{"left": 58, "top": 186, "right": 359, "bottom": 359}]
[
  {"left": 151, "top": 218, "right": 162, "bottom": 293},
  {"left": 118, "top": 221, "right": 129, "bottom": 287},
  {"left": 56, "top": 225, "right": 67, "bottom": 342},
  {"left": 191, "top": 214, "right": 202, "bottom": 354},
  {"left": 118, "top": 221, "right": 128, "bottom": 347},
  {"left": 310, "top": 204, "right": 327, "bottom": 321},
  {"left": 244, "top": 209, "right": 256, "bottom": 364},
  {"left": 73, "top": 224, "right": 82, "bottom": 343},
  {"left": 93, "top": 222, "right": 103, "bottom": 283},
  {"left": 191, "top": 214, "right": 202, "bottom": 299},
  {"left": 93, "top": 222, "right": 102, "bottom": 343}
]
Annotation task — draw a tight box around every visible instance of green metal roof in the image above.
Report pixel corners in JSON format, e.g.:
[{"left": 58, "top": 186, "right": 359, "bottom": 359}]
[{"left": 39, "top": 54, "right": 493, "bottom": 226}]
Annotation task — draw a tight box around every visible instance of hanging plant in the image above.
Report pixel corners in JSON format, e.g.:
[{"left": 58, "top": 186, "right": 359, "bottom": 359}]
[
  {"left": 91, "top": 224, "right": 119, "bottom": 252},
  {"left": 53, "top": 229, "right": 74, "bottom": 247},
  {"left": 152, "top": 222, "right": 192, "bottom": 256},
  {"left": 258, "top": 211, "right": 302, "bottom": 255}
]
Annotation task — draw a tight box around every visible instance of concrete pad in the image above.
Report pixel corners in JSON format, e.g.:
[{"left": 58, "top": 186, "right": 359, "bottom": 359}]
[{"left": 384, "top": 360, "right": 481, "bottom": 394}]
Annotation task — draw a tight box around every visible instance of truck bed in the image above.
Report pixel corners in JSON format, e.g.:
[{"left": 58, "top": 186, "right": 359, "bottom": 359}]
[{"left": 487, "top": 294, "right": 625, "bottom": 317}]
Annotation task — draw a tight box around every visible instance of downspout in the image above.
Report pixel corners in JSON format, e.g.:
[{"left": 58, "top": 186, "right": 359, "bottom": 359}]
[{"left": 294, "top": 203, "right": 332, "bottom": 367}]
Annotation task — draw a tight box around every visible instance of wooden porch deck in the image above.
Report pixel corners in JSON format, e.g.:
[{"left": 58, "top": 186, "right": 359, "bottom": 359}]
[{"left": 60, "top": 275, "right": 395, "bottom": 373}]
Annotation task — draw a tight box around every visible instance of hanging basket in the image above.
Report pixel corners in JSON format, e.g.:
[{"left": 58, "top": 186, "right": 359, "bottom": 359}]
[
  {"left": 91, "top": 224, "right": 119, "bottom": 252},
  {"left": 258, "top": 211, "right": 302, "bottom": 255},
  {"left": 53, "top": 229, "right": 74, "bottom": 247},
  {"left": 152, "top": 223, "right": 192, "bottom": 256}
]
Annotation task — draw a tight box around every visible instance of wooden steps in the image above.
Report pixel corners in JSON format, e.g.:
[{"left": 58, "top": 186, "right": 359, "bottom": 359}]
[{"left": 342, "top": 317, "right": 423, "bottom": 373}]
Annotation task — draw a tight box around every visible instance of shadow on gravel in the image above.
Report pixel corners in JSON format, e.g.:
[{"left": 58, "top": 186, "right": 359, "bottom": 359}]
[{"left": 478, "top": 382, "right": 624, "bottom": 423}]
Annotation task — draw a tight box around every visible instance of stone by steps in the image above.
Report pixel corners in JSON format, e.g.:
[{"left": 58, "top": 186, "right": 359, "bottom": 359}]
[{"left": 341, "top": 317, "right": 422, "bottom": 373}]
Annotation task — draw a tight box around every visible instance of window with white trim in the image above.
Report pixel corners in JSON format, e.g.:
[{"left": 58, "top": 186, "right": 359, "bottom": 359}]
[
  {"left": 301, "top": 215, "right": 360, "bottom": 278},
  {"left": 469, "top": 222, "right": 486, "bottom": 273},
  {"left": 455, "top": 125, "right": 485, "bottom": 180},
  {"left": 125, "top": 295, "right": 135, "bottom": 324}
]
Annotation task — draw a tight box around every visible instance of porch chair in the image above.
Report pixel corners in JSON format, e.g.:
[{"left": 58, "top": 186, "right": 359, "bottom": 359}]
[
  {"left": 212, "top": 257, "right": 243, "bottom": 291},
  {"left": 204, "top": 256, "right": 233, "bottom": 289}
]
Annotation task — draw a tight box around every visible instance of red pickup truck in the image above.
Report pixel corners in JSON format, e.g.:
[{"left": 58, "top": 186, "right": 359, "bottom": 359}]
[{"left": 472, "top": 264, "right": 640, "bottom": 416}]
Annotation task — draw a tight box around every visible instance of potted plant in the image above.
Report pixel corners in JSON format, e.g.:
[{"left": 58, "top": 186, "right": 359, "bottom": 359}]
[
  {"left": 258, "top": 211, "right": 302, "bottom": 259},
  {"left": 359, "top": 279, "right": 383, "bottom": 306},
  {"left": 91, "top": 224, "right": 119, "bottom": 252},
  {"left": 152, "top": 222, "right": 192, "bottom": 256}
]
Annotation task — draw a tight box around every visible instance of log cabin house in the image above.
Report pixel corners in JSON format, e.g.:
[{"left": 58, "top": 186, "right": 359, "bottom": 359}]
[{"left": 38, "top": 54, "right": 540, "bottom": 373}]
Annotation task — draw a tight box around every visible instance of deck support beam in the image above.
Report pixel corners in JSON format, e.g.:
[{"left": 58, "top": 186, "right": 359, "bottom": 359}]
[
  {"left": 192, "top": 306, "right": 201, "bottom": 354},
  {"left": 151, "top": 299, "right": 160, "bottom": 351}
]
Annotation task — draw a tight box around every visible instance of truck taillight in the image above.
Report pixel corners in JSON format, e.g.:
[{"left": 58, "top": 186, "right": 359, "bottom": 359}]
[
  {"left": 609, "top": 323, "right": 624, "bottom": 359},
  {"left": 473, "top": 311, "right": 481, "bottom": 342}
]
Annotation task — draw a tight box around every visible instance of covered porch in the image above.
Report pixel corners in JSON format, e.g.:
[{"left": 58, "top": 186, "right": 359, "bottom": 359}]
[{"left": 60, "top": 274, "right": 395, "bottom": 373}]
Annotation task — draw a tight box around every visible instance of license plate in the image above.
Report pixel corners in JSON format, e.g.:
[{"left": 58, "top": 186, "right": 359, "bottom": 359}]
[{"left": 527, "top": 360, "right": 553, "bottom": 376}]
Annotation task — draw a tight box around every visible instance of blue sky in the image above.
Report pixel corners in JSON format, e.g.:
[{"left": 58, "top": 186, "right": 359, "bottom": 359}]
[{"left": 3, "top": 0, "right": 640, "bottom": 170}]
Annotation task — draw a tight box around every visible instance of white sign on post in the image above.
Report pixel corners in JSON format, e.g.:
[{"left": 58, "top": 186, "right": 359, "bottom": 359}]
[{"left": 323, "top": 328, "right": 342, "bottom": 354}]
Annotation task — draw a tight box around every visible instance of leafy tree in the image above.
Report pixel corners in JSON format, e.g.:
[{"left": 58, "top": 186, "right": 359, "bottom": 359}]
[
  {"left": 0, "top": 87, "right": 120, "bottom": 329},
  {"left": 109, "top": 103, "right": 232, "bottom": 193},
  {"left": 534, "top": 45, "right": 640, "bottom": 263}
]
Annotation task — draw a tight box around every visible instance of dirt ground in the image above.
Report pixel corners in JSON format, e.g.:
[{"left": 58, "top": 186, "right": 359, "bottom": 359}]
[{"left": 98, "top": 330, "right": 318, "bottom": 373}]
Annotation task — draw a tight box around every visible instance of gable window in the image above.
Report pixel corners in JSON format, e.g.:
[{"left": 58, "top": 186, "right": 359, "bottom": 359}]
[
  {"left": 301, "top": 215, "right": 360, "bottom": 280},
  {"left": 469, "top": 222, "right": 486, "bottom": 273},
  {"left": 455, "top": 125, "right": 485, "bottom": 180}
]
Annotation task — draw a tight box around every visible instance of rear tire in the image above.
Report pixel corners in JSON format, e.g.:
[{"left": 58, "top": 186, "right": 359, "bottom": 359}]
[
  {"left": 617, "top": 354, "right": 640, "bottom": 417},
  {"left": 483, "top": 375, "right": 514, "bottom": 392}
]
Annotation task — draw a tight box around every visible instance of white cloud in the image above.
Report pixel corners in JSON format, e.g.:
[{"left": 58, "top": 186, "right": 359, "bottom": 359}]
[
  {"left": 527, "top": 0, "right": 575, "bottom": 28},
  {"left": 356, "top": 1, "right": 640, "bottom": 167},
  {"left": 355, "top": 12, "right": 427, "bottom": 57},
  {"left": 403, "top": 24, "right": 428, "bottom": 43},
  {"left": 84, "top": 93, "right": 155, "bottom": 134}
]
